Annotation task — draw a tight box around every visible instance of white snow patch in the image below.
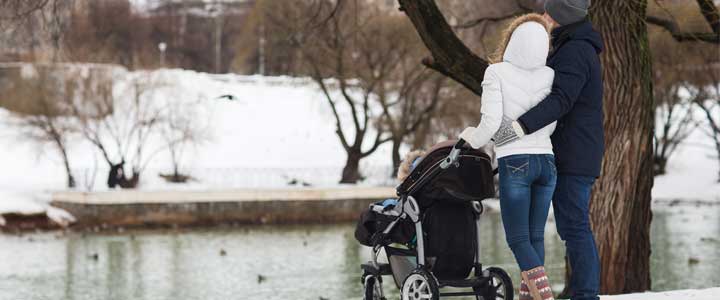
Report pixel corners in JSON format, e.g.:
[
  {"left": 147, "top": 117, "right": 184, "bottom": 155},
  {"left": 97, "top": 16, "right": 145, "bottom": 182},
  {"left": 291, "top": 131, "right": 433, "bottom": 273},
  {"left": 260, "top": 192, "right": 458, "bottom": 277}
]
[
  {"left": 601, "top": 287, "right": 720, "bottom": 300},
  {"left": 46, "top": 206, "right": 76, "bottom": 227},
  {"left": 0, "top": 190, "right": 74, "bottom": 227},
  {"left": 0, "top": 191, "right": 46, "bottom": 215}
]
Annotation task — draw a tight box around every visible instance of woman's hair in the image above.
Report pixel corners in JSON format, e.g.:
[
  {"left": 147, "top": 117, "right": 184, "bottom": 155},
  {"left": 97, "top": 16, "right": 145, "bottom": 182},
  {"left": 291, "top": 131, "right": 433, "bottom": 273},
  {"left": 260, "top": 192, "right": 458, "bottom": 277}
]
[{"left": 488, "top": 13, "right": 551, "bottom": 64}]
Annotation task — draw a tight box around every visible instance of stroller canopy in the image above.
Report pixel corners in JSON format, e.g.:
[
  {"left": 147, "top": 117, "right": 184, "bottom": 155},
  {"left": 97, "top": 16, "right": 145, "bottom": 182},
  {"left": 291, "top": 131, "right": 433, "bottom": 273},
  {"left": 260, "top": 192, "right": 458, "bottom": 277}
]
[{"left": 397, "top": 140, "right": 495, "bottom": 205}]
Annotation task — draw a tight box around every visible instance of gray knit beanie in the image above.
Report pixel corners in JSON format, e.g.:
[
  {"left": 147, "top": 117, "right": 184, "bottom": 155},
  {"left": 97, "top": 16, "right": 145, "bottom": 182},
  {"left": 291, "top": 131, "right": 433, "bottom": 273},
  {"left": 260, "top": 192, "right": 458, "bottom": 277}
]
[{"left": 544, "top": 0, "right": 590, "bottom": 26}]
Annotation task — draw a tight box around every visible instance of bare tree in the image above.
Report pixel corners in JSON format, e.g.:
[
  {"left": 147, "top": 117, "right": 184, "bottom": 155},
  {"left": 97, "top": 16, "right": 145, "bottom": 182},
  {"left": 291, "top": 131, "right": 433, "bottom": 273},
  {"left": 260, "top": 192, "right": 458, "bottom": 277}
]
[
  {"left": 342, "top": 10, "right": 447, "bottom": 175},
  {"left": 67, "top": 68, "right": 171, "bottom": 189},
  {"left": 381, "top": 68, "right": 446, "bottom": 174},
  {"left": 158, "top": 96, "right": 210, "bottom": 183},
  {"left": 4, "top": 65, "right": 77, "bottom": 188},
  {"left": 694, "top": 88, "right": 720, "bottom": 181},
  {"left": 650, "top": 29, "right": 700, "bottom": 175},
  {"left": 264, "top": 0, "right": 397, "bottom": 183},
  {"left": 653, "top": 86, "right": 696, "bottom": 175},
  {"left": 689, "top": 51, "right": 720, "bottom": 181}
]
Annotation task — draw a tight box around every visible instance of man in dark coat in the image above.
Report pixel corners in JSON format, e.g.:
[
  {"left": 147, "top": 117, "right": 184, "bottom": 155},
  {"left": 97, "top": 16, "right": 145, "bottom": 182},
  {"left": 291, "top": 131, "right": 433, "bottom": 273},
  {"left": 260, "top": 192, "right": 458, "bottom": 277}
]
[{"left": 500, "top": 1, "right": 604, "bottom": 299}]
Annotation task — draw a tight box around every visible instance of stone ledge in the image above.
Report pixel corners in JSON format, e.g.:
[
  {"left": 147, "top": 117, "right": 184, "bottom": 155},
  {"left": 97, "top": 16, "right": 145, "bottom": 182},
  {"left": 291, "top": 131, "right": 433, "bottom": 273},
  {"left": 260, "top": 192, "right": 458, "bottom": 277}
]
[
  {"left": 51, "top": 187, "right": 397, "bottom": 228},
  {"left": 52, "top": 186, "right": 396, "bottom": 204}
]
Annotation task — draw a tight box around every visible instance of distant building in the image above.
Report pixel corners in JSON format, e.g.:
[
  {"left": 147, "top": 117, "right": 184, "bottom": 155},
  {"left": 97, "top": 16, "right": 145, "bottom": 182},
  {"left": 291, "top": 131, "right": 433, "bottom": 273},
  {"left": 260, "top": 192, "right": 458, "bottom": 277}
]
[{"left": 149, "top": 0, "right": 255, "bottom": 17}]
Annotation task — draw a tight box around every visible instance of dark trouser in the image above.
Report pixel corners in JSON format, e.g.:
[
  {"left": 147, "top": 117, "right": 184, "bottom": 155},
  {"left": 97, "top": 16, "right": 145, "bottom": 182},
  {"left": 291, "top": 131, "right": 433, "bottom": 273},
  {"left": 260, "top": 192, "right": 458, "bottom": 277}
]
[
  {"left": 498, "top": 154, "right": 557, "bottom": 271},
  {"left": 553, "top": 175, "right": 600, "bottom": 300}
]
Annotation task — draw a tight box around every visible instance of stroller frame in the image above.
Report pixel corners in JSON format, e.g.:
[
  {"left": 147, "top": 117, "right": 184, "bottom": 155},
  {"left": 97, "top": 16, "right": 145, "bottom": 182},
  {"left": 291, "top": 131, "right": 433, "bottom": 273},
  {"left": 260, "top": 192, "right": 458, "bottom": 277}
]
[{"left": 361, "top": 140, "right": 513, "bottom": 300}]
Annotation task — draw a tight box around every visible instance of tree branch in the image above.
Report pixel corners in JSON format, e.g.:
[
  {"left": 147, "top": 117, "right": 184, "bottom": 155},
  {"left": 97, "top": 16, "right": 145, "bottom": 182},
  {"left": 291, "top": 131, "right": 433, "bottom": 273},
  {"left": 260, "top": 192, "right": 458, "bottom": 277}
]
[
  {"left": 397, "top": 0, "right": 488, "bottom": 96},
  {"left": 406, "top": 77, "right": 444, "bottom": 134},
  {"left": 646, "top": 15, "right": 720, "bottom": 44},
  {"left": 314, "top": 73, "right": 351, "bottom": 151},
  {"left": 696, "top": 0, "right": 720, "bottom": 35},
  {"left": 361, "top": 125, "right": 392, "bottom": 158},
  {"left": 453, "top": 11, "right": 525, "bottom": 29}
]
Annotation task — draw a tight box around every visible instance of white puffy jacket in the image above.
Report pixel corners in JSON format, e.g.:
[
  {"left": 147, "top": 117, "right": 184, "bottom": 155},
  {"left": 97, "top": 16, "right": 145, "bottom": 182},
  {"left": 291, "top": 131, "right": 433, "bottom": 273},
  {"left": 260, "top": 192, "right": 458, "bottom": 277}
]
[{"left": 463, "top": 20, "right": 556, "bottom": 159}]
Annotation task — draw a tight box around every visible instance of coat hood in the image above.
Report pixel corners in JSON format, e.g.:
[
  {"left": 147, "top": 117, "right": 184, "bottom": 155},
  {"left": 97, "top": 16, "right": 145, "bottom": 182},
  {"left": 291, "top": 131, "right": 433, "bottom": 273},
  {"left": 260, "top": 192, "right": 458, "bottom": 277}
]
[{"left": 502, "top": 20, "right": 551, "bottom": 70}]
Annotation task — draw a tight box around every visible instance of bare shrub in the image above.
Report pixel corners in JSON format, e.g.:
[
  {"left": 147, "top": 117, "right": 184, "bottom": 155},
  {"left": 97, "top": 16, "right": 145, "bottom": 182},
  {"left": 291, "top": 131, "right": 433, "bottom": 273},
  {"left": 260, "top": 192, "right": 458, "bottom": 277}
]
[{"left": 1, "top": 64, "right": 77, "bottom": 187}]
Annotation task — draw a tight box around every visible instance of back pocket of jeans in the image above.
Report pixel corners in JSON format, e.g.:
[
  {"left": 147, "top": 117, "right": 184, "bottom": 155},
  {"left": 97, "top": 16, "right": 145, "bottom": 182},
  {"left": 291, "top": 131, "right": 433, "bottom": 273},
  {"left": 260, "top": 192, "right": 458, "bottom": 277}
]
[
  {"left": 546, "top": 155, "right": 557, "bottom": 174},
  {"left": 504, "top": 155, "right": 529, "bottom": 178}
]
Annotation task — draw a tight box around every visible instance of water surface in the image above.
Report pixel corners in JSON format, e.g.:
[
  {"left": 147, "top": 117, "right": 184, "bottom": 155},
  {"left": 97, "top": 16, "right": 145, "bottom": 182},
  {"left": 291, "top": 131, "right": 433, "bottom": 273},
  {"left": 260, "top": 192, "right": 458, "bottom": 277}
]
[{"left": 0, "top": 204, "right": 718, "bottom": 300}]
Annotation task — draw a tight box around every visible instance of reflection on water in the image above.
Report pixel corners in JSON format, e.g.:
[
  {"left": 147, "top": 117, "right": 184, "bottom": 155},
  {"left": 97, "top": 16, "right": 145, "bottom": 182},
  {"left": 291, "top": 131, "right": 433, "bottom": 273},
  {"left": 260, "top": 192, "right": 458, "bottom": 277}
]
[
  {"left": 650, "top": 205, "right": 720, "bottom": 291},
  {"left": 0, "top": 205, "right": 718, "bottom": 300}
]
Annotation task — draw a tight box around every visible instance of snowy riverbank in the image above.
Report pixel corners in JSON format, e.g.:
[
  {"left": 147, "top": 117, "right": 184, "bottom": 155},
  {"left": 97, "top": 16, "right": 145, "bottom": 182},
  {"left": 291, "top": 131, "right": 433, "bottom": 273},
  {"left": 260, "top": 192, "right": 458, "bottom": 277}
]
[{"left": 602, "top": 287, "right": 720, "bottom": 300}]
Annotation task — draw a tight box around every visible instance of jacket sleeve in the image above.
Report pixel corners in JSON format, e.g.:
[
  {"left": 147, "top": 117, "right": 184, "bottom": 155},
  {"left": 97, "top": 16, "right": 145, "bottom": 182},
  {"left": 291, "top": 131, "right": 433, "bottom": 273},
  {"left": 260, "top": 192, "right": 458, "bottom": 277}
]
[
  {"left": 466, "top": 68, "right": 503, "bottom": 148},
  {"left": 517, "top": 44, "right": 590, "bottom": 134}
]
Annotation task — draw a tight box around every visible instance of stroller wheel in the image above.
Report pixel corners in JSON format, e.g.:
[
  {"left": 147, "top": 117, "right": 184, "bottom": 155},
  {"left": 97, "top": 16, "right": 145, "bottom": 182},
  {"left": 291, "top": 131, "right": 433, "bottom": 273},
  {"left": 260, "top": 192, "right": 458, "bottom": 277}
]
[
  {"left": 401, "top": 268, "right": 439, "bottom": 300},
  {"left": 478, "top": 267, "right": 514, "bottom": 300},
  {"left": 363, "top": 275, "right": 385, "bottom": 300}
]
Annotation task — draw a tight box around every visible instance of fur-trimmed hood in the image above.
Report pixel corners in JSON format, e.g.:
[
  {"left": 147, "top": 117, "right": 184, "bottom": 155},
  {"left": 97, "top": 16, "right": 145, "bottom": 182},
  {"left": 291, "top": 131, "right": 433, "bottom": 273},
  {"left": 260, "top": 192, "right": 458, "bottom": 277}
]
[
  {"left": 491, "top": 13, "right": 551, "bottom": 68},
  {"left": 397, "top": 150, "right": 426, "bottom": 181}
]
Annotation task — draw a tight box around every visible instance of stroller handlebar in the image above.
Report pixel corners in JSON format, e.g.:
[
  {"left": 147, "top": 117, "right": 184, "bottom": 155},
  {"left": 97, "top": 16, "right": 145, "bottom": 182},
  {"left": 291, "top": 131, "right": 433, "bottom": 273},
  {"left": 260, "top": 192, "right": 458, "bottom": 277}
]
[{"left": 440, "top": 139, "right": 465, "bottom": 169}]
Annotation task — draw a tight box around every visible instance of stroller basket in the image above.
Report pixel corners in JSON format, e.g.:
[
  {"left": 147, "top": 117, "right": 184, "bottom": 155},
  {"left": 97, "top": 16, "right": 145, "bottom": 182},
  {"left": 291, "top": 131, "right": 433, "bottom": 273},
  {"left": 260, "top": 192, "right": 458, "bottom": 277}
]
[{"left": 385, "top": 246, "right": 417, "bottom": 288}]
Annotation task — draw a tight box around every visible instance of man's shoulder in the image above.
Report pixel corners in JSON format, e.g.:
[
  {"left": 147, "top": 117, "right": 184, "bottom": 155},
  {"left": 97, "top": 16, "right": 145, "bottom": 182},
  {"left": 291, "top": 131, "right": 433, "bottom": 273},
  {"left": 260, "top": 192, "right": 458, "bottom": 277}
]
[
  {"left": 557, "top": 39, "right": 597, "bottom": 58},
  {"left": 551, "top": 40, "right": 598, "bottom": 69}
]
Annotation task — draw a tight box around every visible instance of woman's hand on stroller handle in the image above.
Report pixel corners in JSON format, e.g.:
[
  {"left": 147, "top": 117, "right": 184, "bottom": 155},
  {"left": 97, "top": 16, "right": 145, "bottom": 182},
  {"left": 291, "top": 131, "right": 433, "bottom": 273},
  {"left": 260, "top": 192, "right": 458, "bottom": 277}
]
[{"left": 441, "top": 139, "right": 465, "bottom": 169}]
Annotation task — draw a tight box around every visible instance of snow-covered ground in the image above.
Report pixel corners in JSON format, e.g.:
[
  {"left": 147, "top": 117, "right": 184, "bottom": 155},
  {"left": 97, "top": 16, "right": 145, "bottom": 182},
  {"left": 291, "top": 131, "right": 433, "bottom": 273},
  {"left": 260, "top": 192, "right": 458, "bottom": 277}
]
[{"left": 602, "top": 287, "right": 720, "bottom": 300}]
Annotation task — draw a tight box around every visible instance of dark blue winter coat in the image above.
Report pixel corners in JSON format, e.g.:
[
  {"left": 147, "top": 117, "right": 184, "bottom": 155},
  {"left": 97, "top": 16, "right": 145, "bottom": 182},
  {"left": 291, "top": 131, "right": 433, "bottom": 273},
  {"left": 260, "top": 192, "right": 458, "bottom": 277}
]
[{"left": 517, "top": 20, "right": 605, "bottom": 177}]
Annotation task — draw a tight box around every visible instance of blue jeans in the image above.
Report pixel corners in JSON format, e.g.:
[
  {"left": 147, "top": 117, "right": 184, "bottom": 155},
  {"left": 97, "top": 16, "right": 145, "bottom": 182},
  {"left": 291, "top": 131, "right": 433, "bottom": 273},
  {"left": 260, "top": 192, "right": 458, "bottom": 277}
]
[
  {"left": 498, "top": 154, "right": 556, "bottom": 271},
  {"left": 554, "top": 175, "right": 600, "bottom": 300}
]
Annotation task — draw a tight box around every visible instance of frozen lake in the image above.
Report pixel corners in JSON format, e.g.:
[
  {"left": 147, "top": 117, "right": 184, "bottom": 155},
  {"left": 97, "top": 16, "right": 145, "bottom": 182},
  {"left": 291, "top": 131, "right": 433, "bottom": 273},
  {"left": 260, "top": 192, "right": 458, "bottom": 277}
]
[{"left": 0, "top": 204, "right": 718, "bottom": 300}]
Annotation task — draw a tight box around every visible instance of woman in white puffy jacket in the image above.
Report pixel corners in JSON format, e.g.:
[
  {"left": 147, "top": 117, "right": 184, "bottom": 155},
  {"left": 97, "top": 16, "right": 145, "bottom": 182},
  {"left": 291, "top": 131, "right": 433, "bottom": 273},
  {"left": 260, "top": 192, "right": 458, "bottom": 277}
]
[{"left": 458, "top": 14, "right": 556, "bottom": 300}]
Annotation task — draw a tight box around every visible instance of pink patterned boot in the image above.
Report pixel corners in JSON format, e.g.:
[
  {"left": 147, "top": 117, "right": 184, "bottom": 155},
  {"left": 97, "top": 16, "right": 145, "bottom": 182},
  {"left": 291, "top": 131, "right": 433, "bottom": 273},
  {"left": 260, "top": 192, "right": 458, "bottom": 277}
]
[
  {"left": 521, "top": 266, "right": 554, "bottom": 300},
  {"left": 519, "top": 279, "right": 533, "bottom": 300}
]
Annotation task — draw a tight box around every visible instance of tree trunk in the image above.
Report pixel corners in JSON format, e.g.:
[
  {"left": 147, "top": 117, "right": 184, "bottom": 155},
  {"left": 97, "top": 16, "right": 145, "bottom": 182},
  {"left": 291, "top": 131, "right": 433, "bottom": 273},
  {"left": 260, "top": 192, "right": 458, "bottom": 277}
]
[
  {"left": 340, "top": 149, "right": 362, "bottom": 184},
  {"left": 120, "top": 171, "right": 141, "bottom": 189},
  {"left": 714, "top": 138, "right": 720, "bottom": 182},
  {"left": 52, "top": 135, "right": 76, "bottom": 188},
  {"left": 391, "top": 138, "right": 403, "bottom": 177},
  {"left": 412, "top": 118, "right": 431, "bottom": 149},
  {"left": 587, "top": 0, "right": 654, "bottom": 294},
  {"left": 60, "top": 148, "right": 76, "bottom": 189},
  {"left": 653, "top": 155, "right": 667, "bottom": 176}
]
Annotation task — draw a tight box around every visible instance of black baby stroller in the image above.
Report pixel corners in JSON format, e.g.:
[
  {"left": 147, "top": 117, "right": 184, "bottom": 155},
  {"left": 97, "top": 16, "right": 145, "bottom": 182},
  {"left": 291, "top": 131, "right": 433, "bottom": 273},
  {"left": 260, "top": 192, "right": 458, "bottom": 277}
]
[{"left": 355, "top": 140, "right": 513, "bottom": 300}]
